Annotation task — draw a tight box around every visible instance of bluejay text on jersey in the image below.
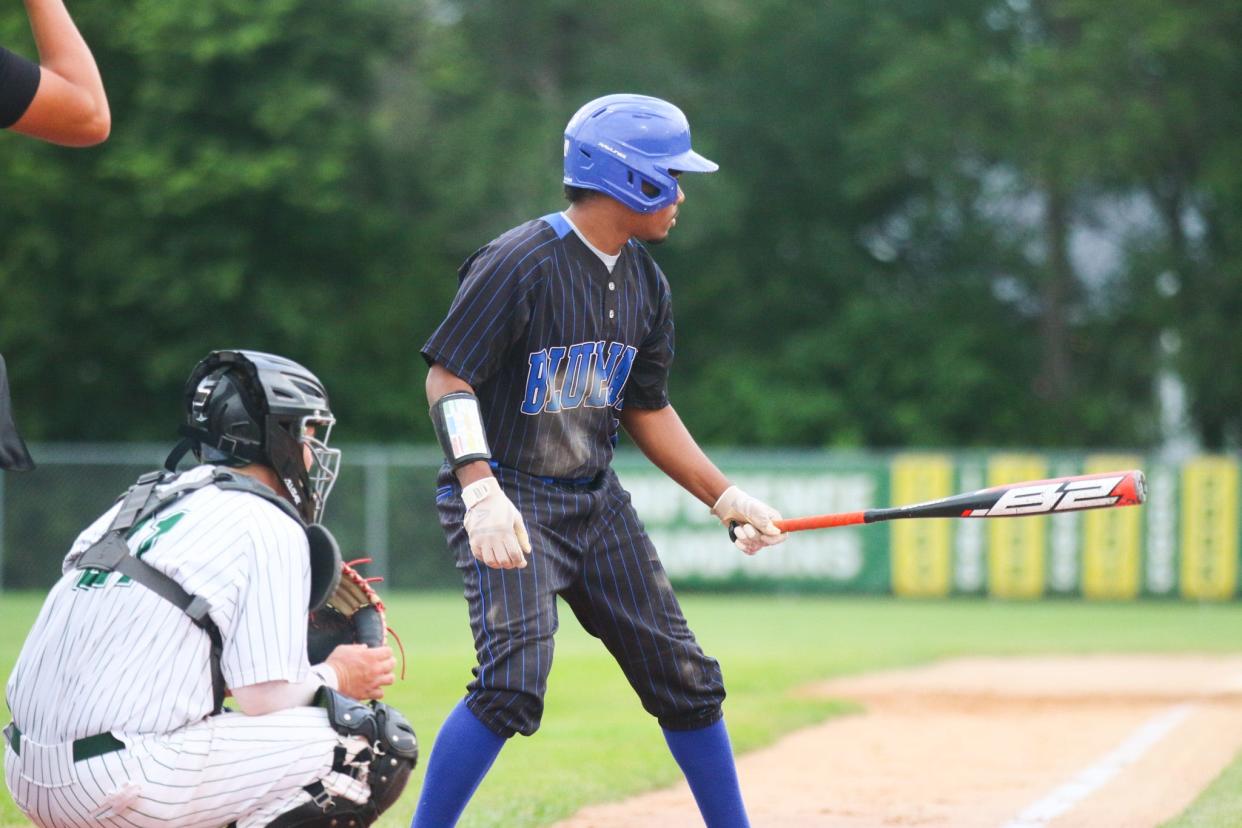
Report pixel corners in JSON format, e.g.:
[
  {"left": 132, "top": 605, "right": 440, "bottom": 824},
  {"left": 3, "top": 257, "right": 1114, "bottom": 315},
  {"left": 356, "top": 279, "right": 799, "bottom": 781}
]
[{"left": 521, "top": 341, "right": 637, "bottom": 414}]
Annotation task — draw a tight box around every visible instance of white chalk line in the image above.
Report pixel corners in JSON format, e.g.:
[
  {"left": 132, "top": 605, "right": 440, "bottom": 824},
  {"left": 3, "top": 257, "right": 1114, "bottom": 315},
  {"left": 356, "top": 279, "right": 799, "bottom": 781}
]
[{"left": 999, "top": 702, "right": 1196, "bottom": 828}]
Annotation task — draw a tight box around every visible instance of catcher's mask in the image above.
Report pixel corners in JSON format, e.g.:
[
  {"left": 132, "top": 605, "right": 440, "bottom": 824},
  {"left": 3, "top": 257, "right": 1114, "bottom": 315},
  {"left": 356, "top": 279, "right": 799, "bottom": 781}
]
[{"left": 165, "top": 350, "right": 342, "bottom": 523}]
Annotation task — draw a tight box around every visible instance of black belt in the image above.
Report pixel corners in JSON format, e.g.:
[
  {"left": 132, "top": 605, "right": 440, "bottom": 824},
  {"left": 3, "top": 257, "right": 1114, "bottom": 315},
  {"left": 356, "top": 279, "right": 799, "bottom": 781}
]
[{"left": 4, "top": 722, "right": 125, "bottom": 763}]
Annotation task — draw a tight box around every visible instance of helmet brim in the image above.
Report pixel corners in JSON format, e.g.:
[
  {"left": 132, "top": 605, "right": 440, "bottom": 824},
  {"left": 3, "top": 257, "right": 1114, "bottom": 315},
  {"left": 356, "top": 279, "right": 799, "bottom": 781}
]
[{"left": 662, "top": 147, "right": 718, "bottom": 174}]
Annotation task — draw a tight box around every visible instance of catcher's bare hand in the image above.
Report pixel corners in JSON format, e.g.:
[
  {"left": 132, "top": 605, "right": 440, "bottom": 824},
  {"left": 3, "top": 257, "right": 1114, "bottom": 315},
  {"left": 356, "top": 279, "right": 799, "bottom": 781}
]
[
  {"left": 326, "top": 643, "right": 396, "bottom": 700},
  {"left": 710, "top": 485, "right": 787, "bottom": 555},
  {"left": 462, "top": 477, "right": 532, "bottom": 569}
]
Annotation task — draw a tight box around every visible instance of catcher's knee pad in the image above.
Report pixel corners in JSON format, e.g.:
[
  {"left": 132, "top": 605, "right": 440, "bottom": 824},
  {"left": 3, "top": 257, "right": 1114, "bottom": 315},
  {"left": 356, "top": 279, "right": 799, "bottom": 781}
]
[{"left": 266, "top": 689, "right": 418, "bottom": 827}]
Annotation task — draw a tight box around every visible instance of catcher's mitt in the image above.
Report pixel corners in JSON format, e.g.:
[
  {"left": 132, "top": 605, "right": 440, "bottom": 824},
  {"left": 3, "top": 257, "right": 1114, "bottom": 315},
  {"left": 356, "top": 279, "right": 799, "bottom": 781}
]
[{"left": 307, "top": 557, "right": 390, "bottom": 663}]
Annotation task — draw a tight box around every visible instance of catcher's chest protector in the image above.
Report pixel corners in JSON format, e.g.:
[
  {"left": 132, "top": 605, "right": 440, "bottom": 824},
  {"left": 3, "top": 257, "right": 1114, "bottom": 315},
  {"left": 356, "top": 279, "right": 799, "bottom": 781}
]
[{"left": 74, "top": 468, "right": 342, "bottom": 713}]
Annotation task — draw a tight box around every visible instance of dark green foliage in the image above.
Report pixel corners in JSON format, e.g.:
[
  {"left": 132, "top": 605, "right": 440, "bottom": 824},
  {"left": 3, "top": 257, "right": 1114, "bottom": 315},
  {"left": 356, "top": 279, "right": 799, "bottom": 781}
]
[{"left": 1, "top": 0, "right": 1239, "bottom": 449}]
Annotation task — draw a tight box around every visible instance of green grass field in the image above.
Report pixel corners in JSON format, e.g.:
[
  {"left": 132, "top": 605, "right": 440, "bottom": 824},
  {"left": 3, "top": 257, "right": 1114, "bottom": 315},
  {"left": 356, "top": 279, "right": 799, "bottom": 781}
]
[{"left": 2, "top": 592, "right": 1241, "bottom": 827}]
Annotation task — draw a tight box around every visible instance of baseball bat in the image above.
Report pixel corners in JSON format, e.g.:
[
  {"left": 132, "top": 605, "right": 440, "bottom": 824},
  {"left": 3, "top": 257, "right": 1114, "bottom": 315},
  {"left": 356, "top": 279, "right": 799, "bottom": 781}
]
[{"left": 739, "top": 469, "right": 1146, "bottom": 537}]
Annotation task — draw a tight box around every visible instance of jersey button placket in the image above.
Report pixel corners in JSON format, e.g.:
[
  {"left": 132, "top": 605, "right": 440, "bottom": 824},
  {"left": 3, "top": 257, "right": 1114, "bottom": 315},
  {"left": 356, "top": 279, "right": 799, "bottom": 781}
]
[{"left": 604, "top": 275, "right": 618, "bottom": 335}]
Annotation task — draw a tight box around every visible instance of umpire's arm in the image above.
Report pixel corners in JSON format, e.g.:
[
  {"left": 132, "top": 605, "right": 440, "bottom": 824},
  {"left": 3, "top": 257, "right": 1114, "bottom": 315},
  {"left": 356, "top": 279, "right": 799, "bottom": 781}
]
[{"left": 7, "top": 0, "right": 110, "bottom": 145}]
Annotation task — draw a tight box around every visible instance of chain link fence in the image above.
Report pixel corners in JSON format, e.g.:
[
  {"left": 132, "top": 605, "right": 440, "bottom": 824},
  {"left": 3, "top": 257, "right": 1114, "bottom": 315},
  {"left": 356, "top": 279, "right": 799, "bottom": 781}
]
[
  {"left": 0, "top": 444, "right": 455, "bottom": 591},
  {"left": 5, "top": 446, "right": 1236, "bottom": 599},
  {"left": 2, "top": 444, "right": 844, "bottom": 594}
]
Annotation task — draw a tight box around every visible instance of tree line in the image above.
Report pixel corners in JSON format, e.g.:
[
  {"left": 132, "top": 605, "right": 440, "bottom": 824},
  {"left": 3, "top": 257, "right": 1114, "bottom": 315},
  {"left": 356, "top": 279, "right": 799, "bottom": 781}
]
[{"left": 1, "top": 0, "right": 1239, "bottom": 450}]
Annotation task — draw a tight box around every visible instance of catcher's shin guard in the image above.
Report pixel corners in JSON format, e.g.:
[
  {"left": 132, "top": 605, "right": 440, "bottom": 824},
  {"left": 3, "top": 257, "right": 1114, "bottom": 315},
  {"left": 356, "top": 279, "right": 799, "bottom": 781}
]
[{"left": 266, "top": 689, "right": 419, "bottom": 827}]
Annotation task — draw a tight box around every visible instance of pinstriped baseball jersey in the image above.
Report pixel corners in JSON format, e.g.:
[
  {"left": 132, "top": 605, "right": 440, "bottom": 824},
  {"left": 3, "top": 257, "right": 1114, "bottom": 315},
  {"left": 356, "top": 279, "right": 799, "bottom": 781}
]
[
  {"left": 2, "top": 465, "right": 380, "bottom": 828},
  {"left": 6, "top": 464, "right": 313, "bottom": 744},
  {"left": 421, "top": 212, "right": 675, "bottom": 480}
]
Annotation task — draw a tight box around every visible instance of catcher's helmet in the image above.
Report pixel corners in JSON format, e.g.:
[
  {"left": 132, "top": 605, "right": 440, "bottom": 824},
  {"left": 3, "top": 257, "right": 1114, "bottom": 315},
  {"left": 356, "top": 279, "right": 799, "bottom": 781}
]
[
  {"left": 166, "top": 350, "right": 341, "bottom": 523},
  {"left": 562, "top": 93, "right": 718, "bottom": 213}
]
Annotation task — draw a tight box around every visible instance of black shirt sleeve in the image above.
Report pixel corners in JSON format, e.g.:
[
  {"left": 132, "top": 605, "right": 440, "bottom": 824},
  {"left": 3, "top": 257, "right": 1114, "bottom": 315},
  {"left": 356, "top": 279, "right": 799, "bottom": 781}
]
[
  {"left": 420, "top": 237, "right": 539, "bottom": 388},
  {"left": 0, "top": 46, "right": 41, "bottom": 129}
]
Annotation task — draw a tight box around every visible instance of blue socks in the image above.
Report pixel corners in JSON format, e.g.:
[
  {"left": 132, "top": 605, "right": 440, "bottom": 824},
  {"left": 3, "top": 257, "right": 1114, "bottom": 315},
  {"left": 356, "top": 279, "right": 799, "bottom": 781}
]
[
  {"left": 663, "top": 718, "right": 751, "bottom": 828},
  {"left": 410, "top": 705, "right": 748, "bottom": 827},
  {"left": 410, "top": 700, "right": 507, "bottom": 828}
]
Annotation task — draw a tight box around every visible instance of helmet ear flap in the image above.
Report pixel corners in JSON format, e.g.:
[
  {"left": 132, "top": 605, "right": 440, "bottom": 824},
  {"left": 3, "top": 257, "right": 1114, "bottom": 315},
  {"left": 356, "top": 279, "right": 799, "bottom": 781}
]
[
  {"left": 188, "top": 368, "right": 265, "bottom": 464},
  {"left": 265, "top": 419, "right": 313, "bottom": 522}
]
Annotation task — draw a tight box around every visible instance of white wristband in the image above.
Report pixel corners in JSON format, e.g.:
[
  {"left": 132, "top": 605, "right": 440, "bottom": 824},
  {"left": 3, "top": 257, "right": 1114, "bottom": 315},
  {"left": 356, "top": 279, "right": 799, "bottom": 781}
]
[
  {"left": 310, "top": 662, "right": 340, "bottom": 691},
  {"left": 461, "top": 477, "right": 501, "bottom": 509}
]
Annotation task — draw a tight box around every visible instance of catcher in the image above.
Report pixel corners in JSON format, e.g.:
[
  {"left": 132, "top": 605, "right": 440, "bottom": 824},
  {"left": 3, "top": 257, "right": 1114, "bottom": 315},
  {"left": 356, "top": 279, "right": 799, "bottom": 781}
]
[{"left": 3, "top": 349, "right": 416, "bottom": 828}]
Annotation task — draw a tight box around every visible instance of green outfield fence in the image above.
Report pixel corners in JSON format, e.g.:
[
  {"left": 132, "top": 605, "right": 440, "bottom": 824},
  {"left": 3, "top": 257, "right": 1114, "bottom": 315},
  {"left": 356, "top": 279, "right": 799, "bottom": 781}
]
[{"left": 0, "top": 446, "right": 1236, "bottom": 600}]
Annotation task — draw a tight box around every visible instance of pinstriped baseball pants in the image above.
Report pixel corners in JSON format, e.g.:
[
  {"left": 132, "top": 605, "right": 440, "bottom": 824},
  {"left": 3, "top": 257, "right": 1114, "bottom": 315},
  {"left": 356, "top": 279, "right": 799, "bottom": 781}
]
[
  {"left": 436, "top": 464, "right": 726, "bottom": 738},
  {"left": 4, "top": 707, "right": 360, "bottom": 828}
]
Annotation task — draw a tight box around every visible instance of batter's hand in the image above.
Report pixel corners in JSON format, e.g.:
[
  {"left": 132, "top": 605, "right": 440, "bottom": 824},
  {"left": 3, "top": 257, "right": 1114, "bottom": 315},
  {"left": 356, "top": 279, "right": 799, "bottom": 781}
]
[
  {"left": 710, "top": 485, "right": 787, "bottom": 555},
  {"left": 462, "top": 477, "right": 532, "bottom": 569},
  {"left": 326, "top": 643, "right": 397, "bottom": 700}
]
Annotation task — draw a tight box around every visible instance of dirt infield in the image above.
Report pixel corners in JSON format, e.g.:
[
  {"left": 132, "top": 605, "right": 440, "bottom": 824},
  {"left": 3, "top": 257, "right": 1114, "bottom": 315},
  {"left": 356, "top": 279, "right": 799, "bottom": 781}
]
[{"left": 553, "top": 655, "right": 1242, "bottom": 827}]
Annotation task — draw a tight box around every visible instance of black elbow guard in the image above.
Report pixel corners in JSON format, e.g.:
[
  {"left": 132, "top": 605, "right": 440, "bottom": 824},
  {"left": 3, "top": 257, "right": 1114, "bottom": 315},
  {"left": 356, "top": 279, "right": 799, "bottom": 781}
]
[{"left": 430, "top": 391, "right": 491, "bottom": 469}]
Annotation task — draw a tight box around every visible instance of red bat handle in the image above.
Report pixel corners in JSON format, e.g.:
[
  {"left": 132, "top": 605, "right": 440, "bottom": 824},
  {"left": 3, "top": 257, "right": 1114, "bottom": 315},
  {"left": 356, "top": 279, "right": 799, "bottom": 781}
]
[{"left": 774, "top": 512, "right": 867, "bottom": 532}]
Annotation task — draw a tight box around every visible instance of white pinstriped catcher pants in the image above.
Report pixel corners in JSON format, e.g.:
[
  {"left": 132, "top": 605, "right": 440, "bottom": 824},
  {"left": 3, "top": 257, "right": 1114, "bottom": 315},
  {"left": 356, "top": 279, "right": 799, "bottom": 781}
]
[{"left": 4, "top": 706, "right": 370, "bottom": 828}]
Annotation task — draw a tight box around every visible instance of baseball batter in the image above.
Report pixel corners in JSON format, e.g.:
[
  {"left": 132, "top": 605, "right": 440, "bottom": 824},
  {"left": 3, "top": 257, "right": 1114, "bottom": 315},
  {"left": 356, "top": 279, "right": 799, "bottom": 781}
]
[
  {"left": 1, "top": 0, "right": 110, "bottom": 146},
  {"left": 414, "top": 93, "right": 786, "bottom": 828},
  {"left": 4, "top": 350, "right": 414, "bottom": 828}
]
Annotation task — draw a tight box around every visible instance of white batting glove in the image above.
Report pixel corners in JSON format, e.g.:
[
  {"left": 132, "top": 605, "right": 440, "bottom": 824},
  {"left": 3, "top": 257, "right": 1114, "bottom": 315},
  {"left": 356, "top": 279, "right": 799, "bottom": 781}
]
[
  {"left": 710, "top": 485, "right": 786, "bottom": 555},
  {"left": 462, "top": 477, "right": 532, "bottom": 569}
]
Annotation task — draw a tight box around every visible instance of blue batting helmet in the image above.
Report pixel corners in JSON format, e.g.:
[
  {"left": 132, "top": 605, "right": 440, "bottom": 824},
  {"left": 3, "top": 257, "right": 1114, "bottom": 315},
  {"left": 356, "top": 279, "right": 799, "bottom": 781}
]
[{"left": 563, "top": 94, "right": 718, "bottom": 213}]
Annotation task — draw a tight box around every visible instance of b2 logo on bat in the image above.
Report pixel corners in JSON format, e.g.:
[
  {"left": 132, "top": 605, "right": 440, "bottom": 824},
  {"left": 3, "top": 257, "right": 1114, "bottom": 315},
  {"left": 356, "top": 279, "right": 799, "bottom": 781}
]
[{"left": 968, "top": 476, "right": 1126, "bottom": 517}]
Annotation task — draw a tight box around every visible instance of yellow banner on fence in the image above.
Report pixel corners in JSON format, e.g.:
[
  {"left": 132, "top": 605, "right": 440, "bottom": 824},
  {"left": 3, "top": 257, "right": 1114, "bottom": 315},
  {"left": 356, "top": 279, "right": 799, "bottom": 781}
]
[
  {"left": 1082, "top": 455, "right": 1144, "bottom": 600},
  {"left": 987, "top": 455, "right": 1047, "bottom": 598},
  {"left": 1180, "top": 457, "right": 1238, "bottom": 600},
  {"left": 890, "top": 455, "right": 954, "bottom": 597}
]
